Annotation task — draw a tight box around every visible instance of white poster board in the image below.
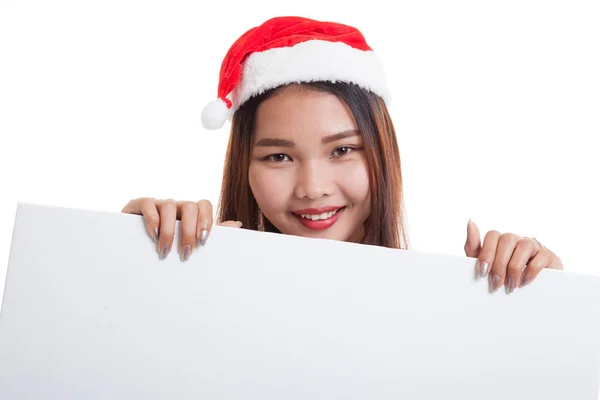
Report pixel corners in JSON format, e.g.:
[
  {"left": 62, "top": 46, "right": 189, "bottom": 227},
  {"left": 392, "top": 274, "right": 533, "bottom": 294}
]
[{"left": 1, "top": 203, "right": 599, "bottom": 399}]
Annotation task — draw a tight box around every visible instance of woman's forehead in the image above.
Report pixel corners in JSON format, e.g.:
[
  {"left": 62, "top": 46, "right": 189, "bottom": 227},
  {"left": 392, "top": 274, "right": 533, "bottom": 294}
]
[{"left": 254, "top": 87, "right": 358, "bottom": 140}]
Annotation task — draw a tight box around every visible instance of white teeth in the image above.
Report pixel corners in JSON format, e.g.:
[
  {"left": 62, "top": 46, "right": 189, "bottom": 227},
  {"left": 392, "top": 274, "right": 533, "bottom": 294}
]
[{"left": 300, "top": 209, "right": 340, "bottom": 220}]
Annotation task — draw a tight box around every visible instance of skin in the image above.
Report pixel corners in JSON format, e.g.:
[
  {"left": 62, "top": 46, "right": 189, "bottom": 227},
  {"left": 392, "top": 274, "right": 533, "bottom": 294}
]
[
  {"left": 121, "top": 86, "right": 564, "bottom": 294},
  {"left": 249, "top": 85, "right": 370, "bottom": 244},
  {"left": 464, "top": 220, "right": 563, "bottom": 293}
]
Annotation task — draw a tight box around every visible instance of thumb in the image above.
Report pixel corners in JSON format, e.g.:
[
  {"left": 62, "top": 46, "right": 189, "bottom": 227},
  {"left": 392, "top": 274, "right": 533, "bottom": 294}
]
[
  {"left": 464, "top": 219, "right": 482, "bottom": 257},
  {"left": 218, "top": 220, "right": 243, "bottom": 228}
]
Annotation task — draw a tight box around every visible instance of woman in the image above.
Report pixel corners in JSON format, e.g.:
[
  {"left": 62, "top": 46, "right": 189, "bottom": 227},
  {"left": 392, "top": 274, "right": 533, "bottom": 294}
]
[{"left": 122, "top": 16, "right": 563, "bottom": 294}]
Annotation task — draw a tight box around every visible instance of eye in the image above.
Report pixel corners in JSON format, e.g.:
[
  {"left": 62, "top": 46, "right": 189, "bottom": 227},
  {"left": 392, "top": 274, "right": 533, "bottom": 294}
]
[
  {"left": 332, "top": 146, "right": 355, "bottom": 157},
  {"left": 265, "top": 153, "right": 291, "bottom": 162}
]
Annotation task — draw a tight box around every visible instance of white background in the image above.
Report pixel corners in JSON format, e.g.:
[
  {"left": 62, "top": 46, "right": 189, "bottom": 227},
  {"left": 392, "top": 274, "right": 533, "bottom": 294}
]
[{"left": 1, "top": 0, "right": 599, "bottom": 301}]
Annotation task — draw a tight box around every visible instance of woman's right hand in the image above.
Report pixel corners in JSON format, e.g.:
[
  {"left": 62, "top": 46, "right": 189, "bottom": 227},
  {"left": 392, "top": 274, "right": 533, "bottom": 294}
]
[{"left": 121, "top": 198, "right": 242, "bottom": 261}]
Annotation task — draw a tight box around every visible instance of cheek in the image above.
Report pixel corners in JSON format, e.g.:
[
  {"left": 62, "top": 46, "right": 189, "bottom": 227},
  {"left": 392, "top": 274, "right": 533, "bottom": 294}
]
[
  {"left": 338, "top": 160, "right": 370, "bottom": 206},
  {"left": 248, "top": 163, "right": 291, "bottom": 212}
]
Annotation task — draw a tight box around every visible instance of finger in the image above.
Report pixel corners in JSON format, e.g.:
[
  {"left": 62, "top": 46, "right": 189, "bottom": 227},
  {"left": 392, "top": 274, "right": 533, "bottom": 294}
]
[
  {"left": 529, "top": 237, "right": 565, "bottom": 269},
  {"left": 531, "top": 238, "right": 544, "bottom": 252},
  {"left": 520, "top": 249, "right": 554, "bottom": 287},
  {"left": 156, "top": 199, "right": 177, "bottom": 260},
  {"left": 504, "top": 237, "right": 536, "bottom": 294},
  {"left": 218, "top": 220, "right": 243, "bottom": 228},
  {"left": 464, "top": 219, "right": 482, "bottom": 258},
  {"left": 476, "top": 230, "right": 500, "bottom": 279},
  {"left": 121, "top": 198, "right": 143, "bottom": 215},
  {"left": 178, "top": 201, "right": 199, "bottom": 262},
  {"left": 122, "top": 198, "right": 160, "bottom": 242},
  {"left": 195, "top": 200, "right": 214, "bottom": 246},
  {"left": 488, "top": 233, "right": 520, "bottom": 293}
]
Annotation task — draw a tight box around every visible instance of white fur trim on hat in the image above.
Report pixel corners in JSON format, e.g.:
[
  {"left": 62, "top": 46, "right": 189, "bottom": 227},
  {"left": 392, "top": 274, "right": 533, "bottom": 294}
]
[{"left": 230, "top": 39, "right": 391, "bottom": 113}]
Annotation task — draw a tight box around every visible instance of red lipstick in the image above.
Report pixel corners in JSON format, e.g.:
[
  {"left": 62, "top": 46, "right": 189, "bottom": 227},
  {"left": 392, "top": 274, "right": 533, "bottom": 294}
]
[{"left": 291, "top": 206, "right": 345, "bottom": 230}]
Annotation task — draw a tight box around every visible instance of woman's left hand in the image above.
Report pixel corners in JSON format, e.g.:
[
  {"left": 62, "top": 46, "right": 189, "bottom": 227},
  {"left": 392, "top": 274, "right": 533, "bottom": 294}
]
[{"left": 464, "top": 219, "right": 563, "bottom": 294}]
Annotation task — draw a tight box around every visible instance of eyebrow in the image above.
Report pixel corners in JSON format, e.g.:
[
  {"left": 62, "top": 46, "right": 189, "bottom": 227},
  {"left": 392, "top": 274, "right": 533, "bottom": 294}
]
[{"left": 254, "top": 129, "right": 360, "bottom": 148}]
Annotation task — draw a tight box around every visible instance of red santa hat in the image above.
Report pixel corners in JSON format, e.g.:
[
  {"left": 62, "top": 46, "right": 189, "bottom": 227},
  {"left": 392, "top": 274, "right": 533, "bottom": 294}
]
[{"left": 201, "top": 16, "right": 392, "bottom": 130}]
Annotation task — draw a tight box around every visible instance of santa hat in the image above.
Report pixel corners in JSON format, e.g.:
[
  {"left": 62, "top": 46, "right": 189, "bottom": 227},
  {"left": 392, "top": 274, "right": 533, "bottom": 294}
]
[{"left": 201, "top": 16, "right": 392, "bottom": 130}]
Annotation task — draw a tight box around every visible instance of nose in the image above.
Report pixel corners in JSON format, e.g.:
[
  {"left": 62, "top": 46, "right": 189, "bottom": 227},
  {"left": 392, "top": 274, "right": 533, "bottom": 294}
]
[{"left": 293, "top": 160, "right": 334, "bottom": 200}]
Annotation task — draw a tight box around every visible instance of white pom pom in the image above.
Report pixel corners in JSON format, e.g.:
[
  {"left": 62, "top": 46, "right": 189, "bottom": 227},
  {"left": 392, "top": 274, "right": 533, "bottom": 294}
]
[{"left": 201, "top": 98, "right": 230, "bottom": 130}]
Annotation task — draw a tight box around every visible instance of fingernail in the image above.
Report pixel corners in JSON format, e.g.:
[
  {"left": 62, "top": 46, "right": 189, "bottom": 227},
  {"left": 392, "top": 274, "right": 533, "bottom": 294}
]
[
  {"left": 235, "top": 221, "right": 243, "bottom": 228},
  {"left": 199, "top": 229, "right": 209, "bottom": 246},
  {"left": 153, "top": 228, "right": 159, "bottom": 242},
  {"left": 159, "top": 244, "right": 170, "bottom": 260},
  {"left": 505, "top": 278, "right": 516, "bottom": 294},
  {"left": 478, "top": 261, "right": 489, "bottom": 278},
  {"left": 182, "top": 245, "right": 191, "bottom": 261},
  {"left": 490, "top": 274, "right": 501, "bottom": 293},
  {"left": 520, "top": 274, "right": 532, "bottom": 287}
]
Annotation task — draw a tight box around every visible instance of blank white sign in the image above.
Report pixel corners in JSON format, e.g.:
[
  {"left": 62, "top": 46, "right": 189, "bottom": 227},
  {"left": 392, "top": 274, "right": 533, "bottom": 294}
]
[{"left": 1, "top": 203, "right": 599, "bottom": 399}]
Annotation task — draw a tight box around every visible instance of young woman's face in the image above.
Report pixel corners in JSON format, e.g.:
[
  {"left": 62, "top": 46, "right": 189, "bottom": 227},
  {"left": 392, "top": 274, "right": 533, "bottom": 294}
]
[{"left": 249, "top": 85, "right": 371, "bottom": 243}]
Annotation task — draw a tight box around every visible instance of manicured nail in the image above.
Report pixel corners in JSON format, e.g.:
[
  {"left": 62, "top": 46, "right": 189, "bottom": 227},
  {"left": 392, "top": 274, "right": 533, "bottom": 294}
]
[
  {"left": 505, "top": 278, "right": 516, "bottom": 294},
  {"left": 153, "top": 228, "right": 159, "bottom": 242},
  {"left": 478, "top": 261, "right": 489, "bottom": 278},
  {"left": 182, "top": 245, "right": 191, "bottom": 261},
  {"left": 199, "top": 229, "right": 209, "bottom": 246},
  {"left": 520, "top": 274, "right": 532, "bottom": 287},
  {"left": 490, "top": 274, "right": 501, "bottom": 293},
  {"left": 235, "top": 221, "right": 243, "bottom": 228},
  {"left": 159, "top": 244, "right": 170, "bottom": 260}
]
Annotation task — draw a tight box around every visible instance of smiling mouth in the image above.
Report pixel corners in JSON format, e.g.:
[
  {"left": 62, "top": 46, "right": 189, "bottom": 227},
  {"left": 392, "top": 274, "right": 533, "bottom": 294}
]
[
  {"left": 291, "top": 207, "right": 346, "bottom": 230},
  {"left": 296, "top": 207, "right": 343, "bottom": 220}
]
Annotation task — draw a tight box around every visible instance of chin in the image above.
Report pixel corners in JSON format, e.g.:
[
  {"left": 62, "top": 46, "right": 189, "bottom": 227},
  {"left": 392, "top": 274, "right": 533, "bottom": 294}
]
[{"left": 284, "top": 217, "right": 356, "bottom": 243}]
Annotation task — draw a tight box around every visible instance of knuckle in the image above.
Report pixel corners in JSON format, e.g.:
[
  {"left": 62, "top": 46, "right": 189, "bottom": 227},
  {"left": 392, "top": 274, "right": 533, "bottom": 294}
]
[
  {"left": 180, "top": 233, "right": 196, "bottom": 246},
  {"left": 180, "top": 201, "right": 197, "bottom": 213},
  {"left": 490, "top": 260, "right": 505, "bottom": 273},
  {"left": 507, "top": 262, "right": 522, "bottom": 274},
  {"left": 498, "top": 232, "right": 515, "bottom": 245},
  {"left": 163, "top": 199, "right": 177, "bottom": 210},
  {"left": 517, "top": 237, "right": 533, "bottom": 250},
  {"left": 479, "top": 253, "right": 494, "bottom": 264},
  {"left": 158, "top": 230, "right": 175, "bottom": 242},
  {"left": 484, "top": 230, "right": 501, "bottom": 241},
  {"left": 145, "top": 215, "right": 160, "bottom": 227},
  {"left": 196, "top": 199, "right": 212, "bottom": 210},
  {"left": 527, "top": 258, "right": 545, "bottom": 271},
  {"left": 197, "top": 216, "right": 213, "bottom": 230},
  {"left": 139, "top": 197, "right": 155, "bottom": 210}
]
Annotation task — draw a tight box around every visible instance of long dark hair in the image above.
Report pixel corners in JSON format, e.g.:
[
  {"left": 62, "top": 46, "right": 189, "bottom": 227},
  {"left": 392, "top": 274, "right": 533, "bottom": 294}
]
[{"left": 217, "top": 81, "right": 409, "bottom": 250}]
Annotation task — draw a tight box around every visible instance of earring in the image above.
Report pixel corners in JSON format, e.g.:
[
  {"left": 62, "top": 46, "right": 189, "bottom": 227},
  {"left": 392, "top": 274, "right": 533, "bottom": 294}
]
[{"left": 257, "top": 207, "right": 265, "bottom": 231}]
